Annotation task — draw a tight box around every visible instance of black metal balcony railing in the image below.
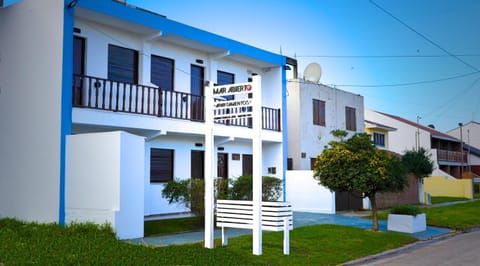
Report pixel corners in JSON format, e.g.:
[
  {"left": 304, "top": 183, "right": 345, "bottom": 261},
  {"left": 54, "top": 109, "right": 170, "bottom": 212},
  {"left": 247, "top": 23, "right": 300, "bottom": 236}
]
[{"left": 72, "top": 74, "right": 281, "bottom": 131}]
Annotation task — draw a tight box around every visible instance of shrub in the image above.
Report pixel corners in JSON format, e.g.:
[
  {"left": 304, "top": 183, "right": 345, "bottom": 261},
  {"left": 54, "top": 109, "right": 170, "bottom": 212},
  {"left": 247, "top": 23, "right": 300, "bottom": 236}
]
[
  {"left": 161, "top": 178, "right": 204, "bottom": 217},
  {"left": 390, "top": 205, "right": 423, "bottom": 216},
  {"left": 229, "top": 175, "right": 282, "bottom": 201}
]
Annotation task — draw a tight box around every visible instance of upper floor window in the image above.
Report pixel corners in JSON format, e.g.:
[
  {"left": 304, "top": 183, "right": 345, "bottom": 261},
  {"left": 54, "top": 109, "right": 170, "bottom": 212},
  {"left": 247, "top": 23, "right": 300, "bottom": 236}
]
[
  {"left": 373, "top": 132, "right": 385, "bottom": 147},
  {"left": 313, "top": 99, "right": 326, "bottom": 126},
  {"left": 108, "top": 44, "right": 138, "bottom": 83},
  {"left": 345, "top": 106, "right": 356, "bottom": 131},
  {"left": 217, "top": 71, "right": 235, "bottom": 100},
  {"left": 151, "top": 55, "right": 174, "bottom": 90}
]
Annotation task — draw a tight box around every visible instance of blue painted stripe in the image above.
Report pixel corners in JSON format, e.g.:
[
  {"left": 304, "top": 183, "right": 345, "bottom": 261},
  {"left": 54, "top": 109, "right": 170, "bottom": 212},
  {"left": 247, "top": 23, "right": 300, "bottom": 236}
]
[
  {"left": 59, "top": 1, "right": 75, "bottom": 225},
  {"left": 77, "top": 0, "right": 284, "bottom": 66},
  {"left": 0, "top": 0, "right": 21, "bottom": 8}
]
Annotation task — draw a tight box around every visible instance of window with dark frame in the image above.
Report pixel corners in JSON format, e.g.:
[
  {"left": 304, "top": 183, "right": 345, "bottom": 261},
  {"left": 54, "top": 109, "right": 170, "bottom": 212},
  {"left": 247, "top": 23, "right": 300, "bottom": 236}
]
[
  {"left": 151, "top": 55, "right": 174, "bottom": 90},
  {"left": 108, "top": 44, "right": 138, "bottom": 83},
  {"left": 150, "top": 148, "right": 174, "bottom": 183},
  {"left": 217, "top": 70, "right": 235, "bottom": 100},
  {"left": 373, "top": 132, "right": 386, "bottom": 147},
  {"left": 345, "top": 106, "right": 357, "bottom": 131},
  {"left": 313, "top": 99, "right": 326, "bottom": 126}
]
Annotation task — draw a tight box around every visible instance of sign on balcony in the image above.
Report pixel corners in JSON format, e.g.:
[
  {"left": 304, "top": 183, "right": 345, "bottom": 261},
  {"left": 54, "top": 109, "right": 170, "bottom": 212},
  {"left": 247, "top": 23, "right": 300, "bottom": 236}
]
[
  {"left": 213, "top": 83, "right": 252, "bottom": 96},
  {"left": 212, "top": 82, "right": 254, "bottom": 120}
]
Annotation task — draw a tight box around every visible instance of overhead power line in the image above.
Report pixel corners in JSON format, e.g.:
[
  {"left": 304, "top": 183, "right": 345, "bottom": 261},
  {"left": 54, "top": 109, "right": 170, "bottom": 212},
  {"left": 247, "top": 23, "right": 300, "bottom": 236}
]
[
  {"left": 296, "top": 54, "right": 480, "bottom": 59},
  {"left": 331, "top": 70, "right": 480, "bottom": 88},
  {"left": 369, "top": 0, "right": 480, "bottom": 72}
]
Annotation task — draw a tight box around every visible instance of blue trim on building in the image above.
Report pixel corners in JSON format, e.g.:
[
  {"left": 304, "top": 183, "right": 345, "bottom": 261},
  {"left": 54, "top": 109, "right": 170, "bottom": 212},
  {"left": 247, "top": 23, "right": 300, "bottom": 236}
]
[
  {"left": 59, "top": 1, "right": 75, "bottom": 225},
  {"left": 281, "top": 67, "right": 288, "bottom": 201},
  {"left": 77, "top": 0, "right": 284, "bottom": 66}
]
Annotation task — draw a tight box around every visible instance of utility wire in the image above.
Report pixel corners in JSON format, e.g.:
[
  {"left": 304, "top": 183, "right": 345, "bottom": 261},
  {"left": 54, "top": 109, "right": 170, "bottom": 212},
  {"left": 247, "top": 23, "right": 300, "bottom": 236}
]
[
  {"left": 369, "top": 0, "right": 480, "bottom": 72},
  {"left": 296, "top": 54, "right": 480, "bottom": 59}
]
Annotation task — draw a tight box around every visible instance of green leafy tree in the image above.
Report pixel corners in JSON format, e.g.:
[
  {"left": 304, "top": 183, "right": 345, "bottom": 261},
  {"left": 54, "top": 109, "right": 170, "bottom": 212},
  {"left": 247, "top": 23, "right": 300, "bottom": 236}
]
[
  {"left": 401, "top": 147, "right": 434, "bottom": 179},
  {"left": 313, "top": 133, "right": 407, "bottom": 231}
]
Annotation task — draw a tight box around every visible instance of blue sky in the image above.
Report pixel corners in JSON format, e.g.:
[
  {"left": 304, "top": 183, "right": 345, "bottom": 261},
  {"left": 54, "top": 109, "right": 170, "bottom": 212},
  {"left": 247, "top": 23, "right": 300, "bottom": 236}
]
[{"left": 129, "top": 0, "right": 480, "bottom": 132}]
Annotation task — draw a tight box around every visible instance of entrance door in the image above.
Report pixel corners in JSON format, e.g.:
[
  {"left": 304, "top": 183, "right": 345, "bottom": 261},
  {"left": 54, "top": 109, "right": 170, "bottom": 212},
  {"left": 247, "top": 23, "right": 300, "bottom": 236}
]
[
  {"left": 191, "top": 150, "right": 204, "bottom": 180},
  {"left": 190, "top": 65, "right": 204, "bottom": 121},
  {"left": 73, "top": 36, "right": 85, "bottom": 106},
  {"left": 242, "top": 154, "right": 253, "bottom": 176},
  {"left": 217, "top": 153, "right": 228, "bottom": 179},
  {"left": 335, "top": 191, "right": 363, "bottom": 212}
]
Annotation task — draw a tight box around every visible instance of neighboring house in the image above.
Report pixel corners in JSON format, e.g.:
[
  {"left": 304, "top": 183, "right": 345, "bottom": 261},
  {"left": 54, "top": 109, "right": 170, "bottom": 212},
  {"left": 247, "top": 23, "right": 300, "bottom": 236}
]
[
  {"left": 447, "top": 121, "right": 480, "bottom": 177},
  {"left": 287, "top": 79, "right": 364, "bottom": 211},
  {"left": 364, "top": 120, "right": 420, "bottom": 208},
  {"left": 365, "top": 109, "right": 466, "bottom": 179},
  {"left": 364, "top": 120, "right": 397, "bottom": 150},
  {"left": 0, "top": 0, "right": 288, "bottom": 228}
]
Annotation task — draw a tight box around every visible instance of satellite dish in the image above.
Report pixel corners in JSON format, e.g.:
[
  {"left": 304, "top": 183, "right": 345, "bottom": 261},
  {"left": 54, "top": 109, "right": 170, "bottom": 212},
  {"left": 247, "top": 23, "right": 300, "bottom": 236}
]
[{"left": 303, "top": 63, "right": 322, "bottom": 83}]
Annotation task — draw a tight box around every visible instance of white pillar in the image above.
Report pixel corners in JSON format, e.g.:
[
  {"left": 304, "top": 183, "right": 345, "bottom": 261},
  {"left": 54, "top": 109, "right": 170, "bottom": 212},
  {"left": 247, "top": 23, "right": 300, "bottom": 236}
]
[
  {"left": 204, "top": 81, "right": 215, "bottom": 249},
  {"left": 252, "top": 75, "right": 263, "bottom": 255}
]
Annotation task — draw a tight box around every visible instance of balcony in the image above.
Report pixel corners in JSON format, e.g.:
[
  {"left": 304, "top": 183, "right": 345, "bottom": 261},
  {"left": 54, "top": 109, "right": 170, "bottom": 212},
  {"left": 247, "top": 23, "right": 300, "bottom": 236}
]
[
  {"left": 72, "top": 75, "right": 281, "bottom": 131},
  {"left": 437, "top": 149, "right": 468, "bottom": 163}
]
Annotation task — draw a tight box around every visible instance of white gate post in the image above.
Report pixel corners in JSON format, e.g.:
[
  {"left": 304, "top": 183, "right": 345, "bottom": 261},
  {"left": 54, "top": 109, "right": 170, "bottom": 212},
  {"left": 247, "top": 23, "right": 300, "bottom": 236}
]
[
  {"left": 204, "top": 81, "right": 215, "bottom": 249},
  {"left": 252, "top": 75, "right": 263, "bottom": 255}
]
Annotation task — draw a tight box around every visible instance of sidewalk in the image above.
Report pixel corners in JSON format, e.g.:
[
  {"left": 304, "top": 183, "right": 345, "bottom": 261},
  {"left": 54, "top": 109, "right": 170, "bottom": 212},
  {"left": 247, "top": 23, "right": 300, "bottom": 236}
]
[{"left": 129, "top": 212, "right": 452, "bottom": 246}]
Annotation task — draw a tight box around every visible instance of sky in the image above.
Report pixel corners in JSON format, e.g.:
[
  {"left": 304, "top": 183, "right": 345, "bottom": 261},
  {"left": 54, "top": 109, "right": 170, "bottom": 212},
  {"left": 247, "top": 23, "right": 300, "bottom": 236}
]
[{"left": 129, "top": 0, "right": 480, "bottom": 132}]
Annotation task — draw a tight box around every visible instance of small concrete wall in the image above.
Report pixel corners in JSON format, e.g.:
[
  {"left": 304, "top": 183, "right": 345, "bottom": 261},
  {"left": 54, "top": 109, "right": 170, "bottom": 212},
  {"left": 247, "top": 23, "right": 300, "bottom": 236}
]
[
  {"left": 424, "top": 176, "right": 473, "bottom": 199},
  {"left": 66, "top": 131, "right": 144, "bottom": 239},
  {"left": 285, "top": 170, "right": 335, "bottom": 213}
]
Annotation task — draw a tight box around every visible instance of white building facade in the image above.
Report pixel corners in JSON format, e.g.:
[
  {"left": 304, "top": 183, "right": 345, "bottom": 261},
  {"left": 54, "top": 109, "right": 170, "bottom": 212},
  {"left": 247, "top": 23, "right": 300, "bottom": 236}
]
[
  {"left": 287, "top": 80, "right": 364, "bottom": 170},
  {"left": 0, "top": 0, "right": 288, "bottom": 230}
]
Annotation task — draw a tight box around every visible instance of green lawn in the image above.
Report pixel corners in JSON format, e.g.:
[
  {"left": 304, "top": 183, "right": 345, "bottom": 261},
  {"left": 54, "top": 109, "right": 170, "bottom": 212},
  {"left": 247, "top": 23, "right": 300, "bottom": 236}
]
[
  {"left": 0, "top": 219, "right": 414, "bottom": 265},
  {"left": 371, "top": 200, "right": 480, "bottom": 231},
  {"left": 144, "top": 216, "right": 203, "bottom": 236},
  {"left": 430, "top": 196, "right": 469, "bottom": 204}
]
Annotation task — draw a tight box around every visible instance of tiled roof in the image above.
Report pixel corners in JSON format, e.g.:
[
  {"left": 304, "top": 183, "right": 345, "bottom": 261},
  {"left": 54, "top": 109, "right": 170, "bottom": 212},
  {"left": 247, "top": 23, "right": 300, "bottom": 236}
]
[
  {"left": 376, "top": 111, "right": 460, "bottom": 142},
  {"left": 364, "top": 120, "right": 397, "bottom": 131}
]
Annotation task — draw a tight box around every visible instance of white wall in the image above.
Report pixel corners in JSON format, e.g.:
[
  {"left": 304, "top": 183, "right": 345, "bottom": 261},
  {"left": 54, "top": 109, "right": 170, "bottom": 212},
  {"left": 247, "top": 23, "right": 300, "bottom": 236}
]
[
  {"left": 0, "top": 0, "right": 64, "bottom": 222},
  {"left": 285, "top": 170, "right": 335, "bottom": 213},
  {"left": 287, "top": 80, "right": 364, "bottom": 170},
  {"left": 66, "top": 131, "right": 144, "bottom": 239},
  {"left": 144, "top": 134, "right": 283, "bottom": 216},
  {"left": 448, "top": 122, "right": 480, "bottom": 149}
]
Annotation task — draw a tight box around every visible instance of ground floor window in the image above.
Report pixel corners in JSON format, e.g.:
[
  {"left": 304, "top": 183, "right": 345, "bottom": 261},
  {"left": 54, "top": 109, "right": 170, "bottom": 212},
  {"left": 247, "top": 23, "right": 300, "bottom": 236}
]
[{"left": 150, "top": 148, "right": 174, "bottom": 183}]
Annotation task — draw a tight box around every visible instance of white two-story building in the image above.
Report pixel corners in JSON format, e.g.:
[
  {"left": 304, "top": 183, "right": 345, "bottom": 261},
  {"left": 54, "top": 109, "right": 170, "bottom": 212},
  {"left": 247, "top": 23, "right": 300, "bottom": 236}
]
[{"left": 0, "top": 0, "right": 288, "bottom": 237}]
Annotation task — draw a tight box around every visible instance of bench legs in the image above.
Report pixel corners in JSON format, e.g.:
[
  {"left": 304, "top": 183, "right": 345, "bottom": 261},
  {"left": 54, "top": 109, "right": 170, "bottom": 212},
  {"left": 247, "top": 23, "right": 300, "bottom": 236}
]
[
  {"left": 221, "top": 227, "right": 228, "bottom": 246},
  {"left": 283, "top": 217, "right": 290, "bottom": 255}
]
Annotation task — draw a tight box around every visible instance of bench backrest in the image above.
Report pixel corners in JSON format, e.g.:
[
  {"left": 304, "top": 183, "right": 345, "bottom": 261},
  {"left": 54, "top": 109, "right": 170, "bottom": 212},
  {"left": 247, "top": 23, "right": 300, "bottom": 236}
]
[{"left": 216, "top": 199, "right": 293, "bottom": 231}]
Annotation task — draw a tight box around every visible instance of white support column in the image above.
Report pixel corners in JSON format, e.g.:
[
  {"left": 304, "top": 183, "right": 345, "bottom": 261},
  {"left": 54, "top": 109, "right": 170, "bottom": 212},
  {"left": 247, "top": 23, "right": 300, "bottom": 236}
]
[
  {"left": 283, "top": 217, "right": 290, "bottom": 255},
  {"left": 252, "top": 75, "right": 263, "bottom": 255},
  {"left": 139, "top": 42, "right": 151, "bottom": 86},
  {"left": 204, "top": 81, "right": 215, "bottom": 249}
]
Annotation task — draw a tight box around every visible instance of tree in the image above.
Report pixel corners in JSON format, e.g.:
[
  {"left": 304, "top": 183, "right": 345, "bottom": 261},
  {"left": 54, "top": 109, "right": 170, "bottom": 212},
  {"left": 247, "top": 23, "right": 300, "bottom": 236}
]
[
  {"left": 313, "top": 133, "right": 407, "bottom": 231},
  {"left": 401, "top": 147, "right": 434, "bottom": 179}
]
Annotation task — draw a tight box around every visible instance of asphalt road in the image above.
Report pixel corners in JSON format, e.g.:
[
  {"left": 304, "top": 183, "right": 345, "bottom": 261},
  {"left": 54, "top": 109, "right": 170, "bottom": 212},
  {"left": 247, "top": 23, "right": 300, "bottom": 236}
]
[{"left": 356, "top": 230, "right": 480, "bottom": 266}]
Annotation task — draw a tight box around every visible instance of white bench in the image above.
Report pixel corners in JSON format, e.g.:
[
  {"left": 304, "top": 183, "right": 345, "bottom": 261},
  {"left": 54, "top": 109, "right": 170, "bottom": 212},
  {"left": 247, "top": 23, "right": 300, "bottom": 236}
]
[{"left": 216, "top": 199, "right": 293, "bottom": 255}]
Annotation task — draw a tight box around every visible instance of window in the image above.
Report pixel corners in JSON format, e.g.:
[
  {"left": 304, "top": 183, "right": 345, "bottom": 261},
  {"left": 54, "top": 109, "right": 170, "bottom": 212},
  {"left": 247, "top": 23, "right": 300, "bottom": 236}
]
[
  {"left": 108, "top": 44, "right": 138, "bottom": 83},
  {"left": 345, "top": 107, "right": 356, "bottom": 131},
  {"left": 151, "top": 55, "right": 174, "bottom": 90},
  {"left": 150, "top": 148, "right": 174, "bottom": 183},
  {"left": 310, "top": 158, "right": 317, "bottom": 170},
  {"left": 242, "top": 154, "right": 253, "bottom": 176},
  {"left": 217, "top": 71, "right": 235, "bottom": 100},
  {"left": 287, "top": 158, "right": 293, "bottom": 170},
  {"left": 373, "top": 132, "right": 385, "bottom": 147},
  {"left": 313, "top": 99, "right": 326, "bottom": 126}
]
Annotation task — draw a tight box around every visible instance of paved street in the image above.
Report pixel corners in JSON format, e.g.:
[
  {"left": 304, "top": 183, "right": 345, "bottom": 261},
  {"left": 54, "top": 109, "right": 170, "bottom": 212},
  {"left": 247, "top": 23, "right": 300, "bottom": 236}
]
[{"left": 357, "top": 230, "right": 480, "bottom": 266}]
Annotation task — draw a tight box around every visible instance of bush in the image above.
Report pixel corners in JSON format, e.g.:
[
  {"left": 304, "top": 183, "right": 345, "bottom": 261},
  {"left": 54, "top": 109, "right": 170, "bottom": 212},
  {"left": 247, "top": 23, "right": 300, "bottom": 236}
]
[
  {"left": 162, "top": 175, "right": 283, "bottom": 217},
  {"left": 229, "top": 175, "right": 282, "bottom": 201},
  {"left": 390, "top": 205, "right": 423, "bottom": 216}
]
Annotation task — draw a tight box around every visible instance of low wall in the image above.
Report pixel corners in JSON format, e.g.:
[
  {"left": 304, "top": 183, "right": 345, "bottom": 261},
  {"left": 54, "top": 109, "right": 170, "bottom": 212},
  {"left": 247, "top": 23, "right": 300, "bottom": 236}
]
[
  {"left": 66, "top": 131, "right": 145, "bottom": 239},
  {"left": 375, "top": 174, "right": 419, "bottom": 209},
  {"left": 285, "top": 170, "right": 335, "bottom": 213},
  {"left": 424, "top": 176, "right": 473, "bottom": 199}
]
